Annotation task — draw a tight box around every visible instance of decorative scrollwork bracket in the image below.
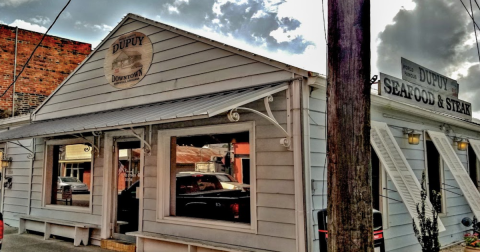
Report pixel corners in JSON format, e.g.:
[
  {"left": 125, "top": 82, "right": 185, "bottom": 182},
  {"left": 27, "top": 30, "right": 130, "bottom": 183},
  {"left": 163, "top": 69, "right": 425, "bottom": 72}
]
[
  {"left": 228, "top": 95, "right": 292, "bottom": 149},
  {"left": 117, "top": 127, "right": 152, "bottom": 155},
  {"left": 71, "top": 134, "right": 100, "bottom": 157},
  {"left": 8, "top": 141, "right": 35, "bottom": 159}
]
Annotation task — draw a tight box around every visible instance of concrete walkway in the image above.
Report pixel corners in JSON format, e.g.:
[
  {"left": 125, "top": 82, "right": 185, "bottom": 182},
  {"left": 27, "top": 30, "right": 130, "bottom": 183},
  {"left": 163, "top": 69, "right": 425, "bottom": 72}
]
[{"left": 2, "top": 225, "right": 110, "bottom": 252}]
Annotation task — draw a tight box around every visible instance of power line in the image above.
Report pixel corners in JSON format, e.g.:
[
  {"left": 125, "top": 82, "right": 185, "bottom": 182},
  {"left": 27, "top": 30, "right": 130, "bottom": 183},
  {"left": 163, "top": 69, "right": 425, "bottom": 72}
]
[
  {"left": 470, "top": 0, "right": 480, "bottom": 64},
  {"left": 474, "top": 0, "right": 480, "bottom": 13},
  {"left": 0, "top": 0, "right": 72, "bottom": 99},
  {"left": 460, "top": 0, "right": 480, "bottom": 31},
  {"left": 321, "top": 0, "right": 327, "bottom": 43}
]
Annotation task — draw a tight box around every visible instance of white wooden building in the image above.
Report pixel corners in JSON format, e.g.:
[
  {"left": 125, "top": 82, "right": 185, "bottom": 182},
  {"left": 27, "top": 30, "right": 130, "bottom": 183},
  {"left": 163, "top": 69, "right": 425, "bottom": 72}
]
[{"left": 0, "top": 13, "right": 478, "bottom": 252}]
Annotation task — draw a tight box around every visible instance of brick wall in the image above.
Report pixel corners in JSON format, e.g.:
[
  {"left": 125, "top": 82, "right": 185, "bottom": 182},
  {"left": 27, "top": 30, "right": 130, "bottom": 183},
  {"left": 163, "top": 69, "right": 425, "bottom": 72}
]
[{"left": 0, "top": 25, "right": 91, "bottom": 117}]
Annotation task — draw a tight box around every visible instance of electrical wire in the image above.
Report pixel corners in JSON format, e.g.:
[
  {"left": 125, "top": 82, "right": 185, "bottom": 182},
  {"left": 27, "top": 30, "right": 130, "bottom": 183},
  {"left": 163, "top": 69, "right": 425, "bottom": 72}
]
[
  {"left": 321, "top": 0, "right": 327, "bottom": 43},
  {"left": 470, "top": 0, "right": 480, "bottom": 64},
  {"left": 474, "top": 0, "right": 480, "bottom": 14},
  {"left": 0, "top": 0, "right": 72, "bottom": 99},
  {"left": 459, "top": 0, "right": 480, "bottom": 31}
]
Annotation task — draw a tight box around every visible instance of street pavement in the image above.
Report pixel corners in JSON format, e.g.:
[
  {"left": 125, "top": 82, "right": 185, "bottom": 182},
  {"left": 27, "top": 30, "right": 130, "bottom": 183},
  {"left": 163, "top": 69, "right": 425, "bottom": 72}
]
[{"left": 2, "top": 225, "right": 110, "bottom": 252}]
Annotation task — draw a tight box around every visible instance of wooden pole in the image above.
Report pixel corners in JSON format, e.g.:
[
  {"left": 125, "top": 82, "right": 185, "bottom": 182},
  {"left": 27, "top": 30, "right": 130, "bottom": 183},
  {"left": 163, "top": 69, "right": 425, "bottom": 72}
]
[{"left": 327, "top": 0, "right": 373, "bottom": 251}]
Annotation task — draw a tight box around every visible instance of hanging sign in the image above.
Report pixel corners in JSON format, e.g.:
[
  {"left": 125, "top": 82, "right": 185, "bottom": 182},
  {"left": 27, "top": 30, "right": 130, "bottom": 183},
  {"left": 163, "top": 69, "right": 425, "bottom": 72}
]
[
  {"left": 401, "top": 58, "right": 459, "bottom": 97},
  {"left": 104, "top": 32, "right": 153, "bottom": 89},
  {"left": 379, "top": 73, "right": 471, "bottom": 120}
]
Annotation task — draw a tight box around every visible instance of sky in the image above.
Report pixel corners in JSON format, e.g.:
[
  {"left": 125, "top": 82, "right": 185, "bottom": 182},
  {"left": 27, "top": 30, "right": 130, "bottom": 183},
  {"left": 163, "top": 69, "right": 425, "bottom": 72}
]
[{"left": 0, "top": 0, "right": 479, "bottom": 117}]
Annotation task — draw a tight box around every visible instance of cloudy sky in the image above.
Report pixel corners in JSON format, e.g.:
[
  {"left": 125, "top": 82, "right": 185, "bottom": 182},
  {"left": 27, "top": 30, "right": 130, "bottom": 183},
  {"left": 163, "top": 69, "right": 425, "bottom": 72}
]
[{"left": 0, "top": 0, "right": 479, "bottom": 117}]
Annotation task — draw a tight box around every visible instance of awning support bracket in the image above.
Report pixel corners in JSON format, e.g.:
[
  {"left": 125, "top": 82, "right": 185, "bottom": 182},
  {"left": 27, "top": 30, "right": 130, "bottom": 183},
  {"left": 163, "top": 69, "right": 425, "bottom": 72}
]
[
  {"left": 71, "top": 133, "right": 100, "bottom": 157},
  {"left": 227, "top": 95, "right": 292, "bottom": 149},
  {"left": 8, "top": 140, "right": 35, "bottom": 159},
  {"left": 117, "top": 127, "right": 152, "bottom": 155}
]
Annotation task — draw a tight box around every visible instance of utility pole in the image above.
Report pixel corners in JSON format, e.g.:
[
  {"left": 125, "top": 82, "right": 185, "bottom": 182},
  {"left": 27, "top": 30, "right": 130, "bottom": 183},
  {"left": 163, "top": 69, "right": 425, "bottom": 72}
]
[{"left": 327, "top": 0, "right": 373, "bottom": 251}]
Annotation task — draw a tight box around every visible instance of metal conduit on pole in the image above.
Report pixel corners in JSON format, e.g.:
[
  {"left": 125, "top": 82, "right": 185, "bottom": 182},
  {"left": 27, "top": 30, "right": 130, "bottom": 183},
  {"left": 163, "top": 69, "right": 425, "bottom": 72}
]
[{"left": 12, "top": 27, "right": 18, "bottom": 118}]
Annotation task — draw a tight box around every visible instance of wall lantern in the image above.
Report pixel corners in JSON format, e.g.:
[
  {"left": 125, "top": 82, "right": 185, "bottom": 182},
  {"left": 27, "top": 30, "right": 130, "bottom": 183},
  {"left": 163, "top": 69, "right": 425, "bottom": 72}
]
[
  {"left": 403, "top": 128, "right": 421, "bottom": 145},
  {"left": 454, "top": 137, "right": 468, "bottom": 151},
  {"left": 1, "top": 156, "right": 11, "bottom": 169}
]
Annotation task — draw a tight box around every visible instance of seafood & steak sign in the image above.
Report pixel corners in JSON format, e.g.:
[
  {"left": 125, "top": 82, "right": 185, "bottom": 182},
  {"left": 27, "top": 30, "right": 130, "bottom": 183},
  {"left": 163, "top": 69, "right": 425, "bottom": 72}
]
[
  {"left": 104, "top": 32, "right": 153, "bottom": 89},
  {"left": 379, "top": 72, "right": 472, "bottom": 120}
]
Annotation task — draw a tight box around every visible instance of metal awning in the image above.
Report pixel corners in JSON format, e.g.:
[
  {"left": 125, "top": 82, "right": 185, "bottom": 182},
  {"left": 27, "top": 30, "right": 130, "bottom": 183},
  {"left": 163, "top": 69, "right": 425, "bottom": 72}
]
[{"left": 0, "top": 84, "right": 287, "bottom": 141}]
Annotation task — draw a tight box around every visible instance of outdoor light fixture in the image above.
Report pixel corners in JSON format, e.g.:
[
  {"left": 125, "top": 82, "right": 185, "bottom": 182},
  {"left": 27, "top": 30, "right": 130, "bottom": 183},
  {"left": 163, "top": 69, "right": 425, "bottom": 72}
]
[
  {"left": 403, "top": 128, "right": 421, "bottom": 145},
  {"left": 1, "top": 156, "right": 11, "bottom": 169},
  {"left": 454, "top": 137, "right": 468, "bottom": 151}
]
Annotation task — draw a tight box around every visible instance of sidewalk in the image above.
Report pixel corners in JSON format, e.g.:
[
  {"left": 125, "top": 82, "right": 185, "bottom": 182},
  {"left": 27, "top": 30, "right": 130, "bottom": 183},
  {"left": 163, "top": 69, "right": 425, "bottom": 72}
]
[{"left": 2, "top": 225, "right": 110, "bottom": 252}]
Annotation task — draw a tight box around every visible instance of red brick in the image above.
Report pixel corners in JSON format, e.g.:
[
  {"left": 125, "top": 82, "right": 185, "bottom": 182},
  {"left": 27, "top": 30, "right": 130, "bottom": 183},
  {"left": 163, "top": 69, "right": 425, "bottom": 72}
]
[{"left": 0, "top": 24, "right": 91, "bottom": 116}]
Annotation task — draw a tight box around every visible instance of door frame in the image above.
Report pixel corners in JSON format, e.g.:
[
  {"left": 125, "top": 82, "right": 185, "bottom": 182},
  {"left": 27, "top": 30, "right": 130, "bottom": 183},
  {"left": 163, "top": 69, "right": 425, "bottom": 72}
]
[{"left": 101, "top": 129, "right": 145, "bottom": 239}]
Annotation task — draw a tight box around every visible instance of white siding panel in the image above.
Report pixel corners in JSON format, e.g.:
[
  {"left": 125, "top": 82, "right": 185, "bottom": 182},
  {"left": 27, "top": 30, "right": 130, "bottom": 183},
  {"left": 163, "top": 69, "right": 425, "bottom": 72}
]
[
  {"left": 35, "top": 19, "right": 292, "bottom": 121},
  {"left": 142, "top": 221, "right": 296, "bottom": 252},
  {"left": 3, "top": 141, "right": 33, "bottom": 227},
  {"left": 48, "top": 54, "right": 251, "bottom": 105}
]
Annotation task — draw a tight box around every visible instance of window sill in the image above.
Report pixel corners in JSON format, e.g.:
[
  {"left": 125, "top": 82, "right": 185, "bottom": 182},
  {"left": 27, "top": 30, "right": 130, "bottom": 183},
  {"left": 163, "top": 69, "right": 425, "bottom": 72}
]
[
  {"left": 156, "top": 216, "right": 256, "bottom": 234},
  {"left": 44, "top": 204, "right": 92, "bottom": 214}
]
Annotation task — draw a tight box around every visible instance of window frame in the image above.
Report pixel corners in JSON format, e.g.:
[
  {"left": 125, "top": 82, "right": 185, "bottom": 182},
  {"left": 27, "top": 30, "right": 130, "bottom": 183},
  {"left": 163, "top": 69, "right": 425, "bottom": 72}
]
[
  {"left": 42, "top": 138, "right": 94, "bottom": 214},
  {"left": 156, "top": 122, "right": 257, "bottom": 233},
  {"left": 371, "top": 149, "right": 389, "bottom": 229},
  {"left": 424, "top": 138, "right": 447, "bottom": 215},
  {"left": 379, "top": 164, "right": 389, "bottom": 229},
  {"left": 468, "top": 144, "right": 480, "bottom": 190}
]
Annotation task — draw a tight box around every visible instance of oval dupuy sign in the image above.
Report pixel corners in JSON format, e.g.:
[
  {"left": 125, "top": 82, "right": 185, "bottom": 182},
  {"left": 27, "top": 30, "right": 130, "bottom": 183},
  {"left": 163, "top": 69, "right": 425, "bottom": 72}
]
[{"left": 104, "top": 31, "right": 153, "bottom": 89}]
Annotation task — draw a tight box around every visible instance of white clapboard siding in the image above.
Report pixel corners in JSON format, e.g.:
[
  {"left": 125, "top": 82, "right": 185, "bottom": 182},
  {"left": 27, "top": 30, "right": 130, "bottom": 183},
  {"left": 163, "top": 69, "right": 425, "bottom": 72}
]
[
  {"left": 140, "top": 91, "right": 296, "bottom": 251},
  {"left": 3, "top": 140, "right": 34, "bottom": 227},
  {"left": 428, "top": 131, "right": 480, "bottom": 218},
  {"left": 34, "top": 17, "right": 293, "bottom": 121},
  {"left": 371, "top": 121, "right": 445, "bottom": 231}
]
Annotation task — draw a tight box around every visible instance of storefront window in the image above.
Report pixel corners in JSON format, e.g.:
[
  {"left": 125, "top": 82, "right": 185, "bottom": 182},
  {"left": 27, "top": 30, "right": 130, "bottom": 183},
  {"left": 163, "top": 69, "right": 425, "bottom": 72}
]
[
  {"left": 371, "top": 148, "right": 388, "bottom": 228},
  {"left": 45, "top": 142, "right": 92, "bottom": 208},
  {"left": 170, "top": 131, "right": 251, "bottom": 224},
  {"left": 426, "top": 141, "right": 445, "bottom": 213},
  {"left": 468, "top": 145, "right": 479, "bottom": 190}
]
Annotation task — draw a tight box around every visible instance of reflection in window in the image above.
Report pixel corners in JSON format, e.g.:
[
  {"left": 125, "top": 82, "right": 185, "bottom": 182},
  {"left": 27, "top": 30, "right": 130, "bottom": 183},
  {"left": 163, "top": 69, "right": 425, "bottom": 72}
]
[
  {"left": 468, "top": 145, "right": 479, "bottom": 190},
  {"left": 171, "top": 132, "right": 251, "bottom": 223},
  {"left": 51, "top": 144, "right": 92, "bottom": 207},
  {"left": 426, "top": 141, "right": 444, "bottom": 213}
]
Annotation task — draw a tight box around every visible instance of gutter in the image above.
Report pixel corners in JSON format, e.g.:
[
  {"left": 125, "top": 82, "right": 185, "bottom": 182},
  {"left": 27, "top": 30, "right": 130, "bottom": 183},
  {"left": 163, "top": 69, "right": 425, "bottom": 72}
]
[{"left": 0, "top": 114, "right": 30, "bottom": 129}]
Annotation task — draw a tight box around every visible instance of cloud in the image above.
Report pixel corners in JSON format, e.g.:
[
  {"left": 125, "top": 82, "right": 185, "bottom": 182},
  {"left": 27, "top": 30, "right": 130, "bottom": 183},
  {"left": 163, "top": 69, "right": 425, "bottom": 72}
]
[
  {"left": 30, "top": 16, "right": 50, "bottom": 25},
  {"left": 74, "top": 21, "right": 113, "bottom": 32},
  {"left": 376, "top": 0, "right": 471, "bottom": 77},
  {"left": 62, "top": 11, "right": 72, "bottom": 19},
  {"left": 376, "top": 0, "right": 480, "bottom": 115},
  {"left": 156, "top": 0, "right": 313, "bottom": 54},
  {"left": 457, "top": 64, "right": 480, "bottom": 113},
  {"left": 0, "top": 0, "right": 35, "bottom": 7},
  {"left": 8, "top": 19, "right": 47, "bottom": 33},
  {"left": 0, "top": 20, "right": 5, "bottom": 25}
]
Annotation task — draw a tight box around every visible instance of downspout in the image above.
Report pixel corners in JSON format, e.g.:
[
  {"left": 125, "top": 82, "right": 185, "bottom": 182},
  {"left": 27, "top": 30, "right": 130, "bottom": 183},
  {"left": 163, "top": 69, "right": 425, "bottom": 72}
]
[
  {"left": 302, "top": 83, "right": 314, "bottom": 252},
  {"left": 0, "top": 143, "right": 6, "bottom": 213},
  {"left": 292, "top": 79, "right": 307, "bottom": 252},
  {"left": 27, "top": 138, "right": 35, "bottom": 215},
  {"left": 12, "top": 27, "right": 18, "bottom": 118}
]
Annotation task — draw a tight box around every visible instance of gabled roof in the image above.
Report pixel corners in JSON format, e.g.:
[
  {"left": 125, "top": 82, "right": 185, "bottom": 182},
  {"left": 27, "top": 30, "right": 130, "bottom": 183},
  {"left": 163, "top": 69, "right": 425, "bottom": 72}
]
[{"left": 32, "top": 13, "right": 317, "bottom": 118}]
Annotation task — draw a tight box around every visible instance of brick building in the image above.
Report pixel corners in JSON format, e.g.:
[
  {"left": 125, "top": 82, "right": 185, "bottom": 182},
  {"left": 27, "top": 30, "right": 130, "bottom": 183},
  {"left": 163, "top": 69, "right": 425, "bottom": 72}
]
[{"left": 0, "top": 25, "right": 91, "bottom": 117}]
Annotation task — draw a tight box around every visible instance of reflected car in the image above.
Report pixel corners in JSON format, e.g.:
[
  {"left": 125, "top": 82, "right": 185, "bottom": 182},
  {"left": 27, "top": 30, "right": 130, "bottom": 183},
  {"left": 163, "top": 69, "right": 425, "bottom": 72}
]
[
  {"left": 57, "top": 177, "right": 89, "bottom": 193},
  {"left": 176, "top": 173, "right": 250, "bottom": 223},
  {"left": 179, "top": 172, "right": 250, "bottom": 192},
  {"left": 213, "top": 173, "right": 250, "bottom": 192}
]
